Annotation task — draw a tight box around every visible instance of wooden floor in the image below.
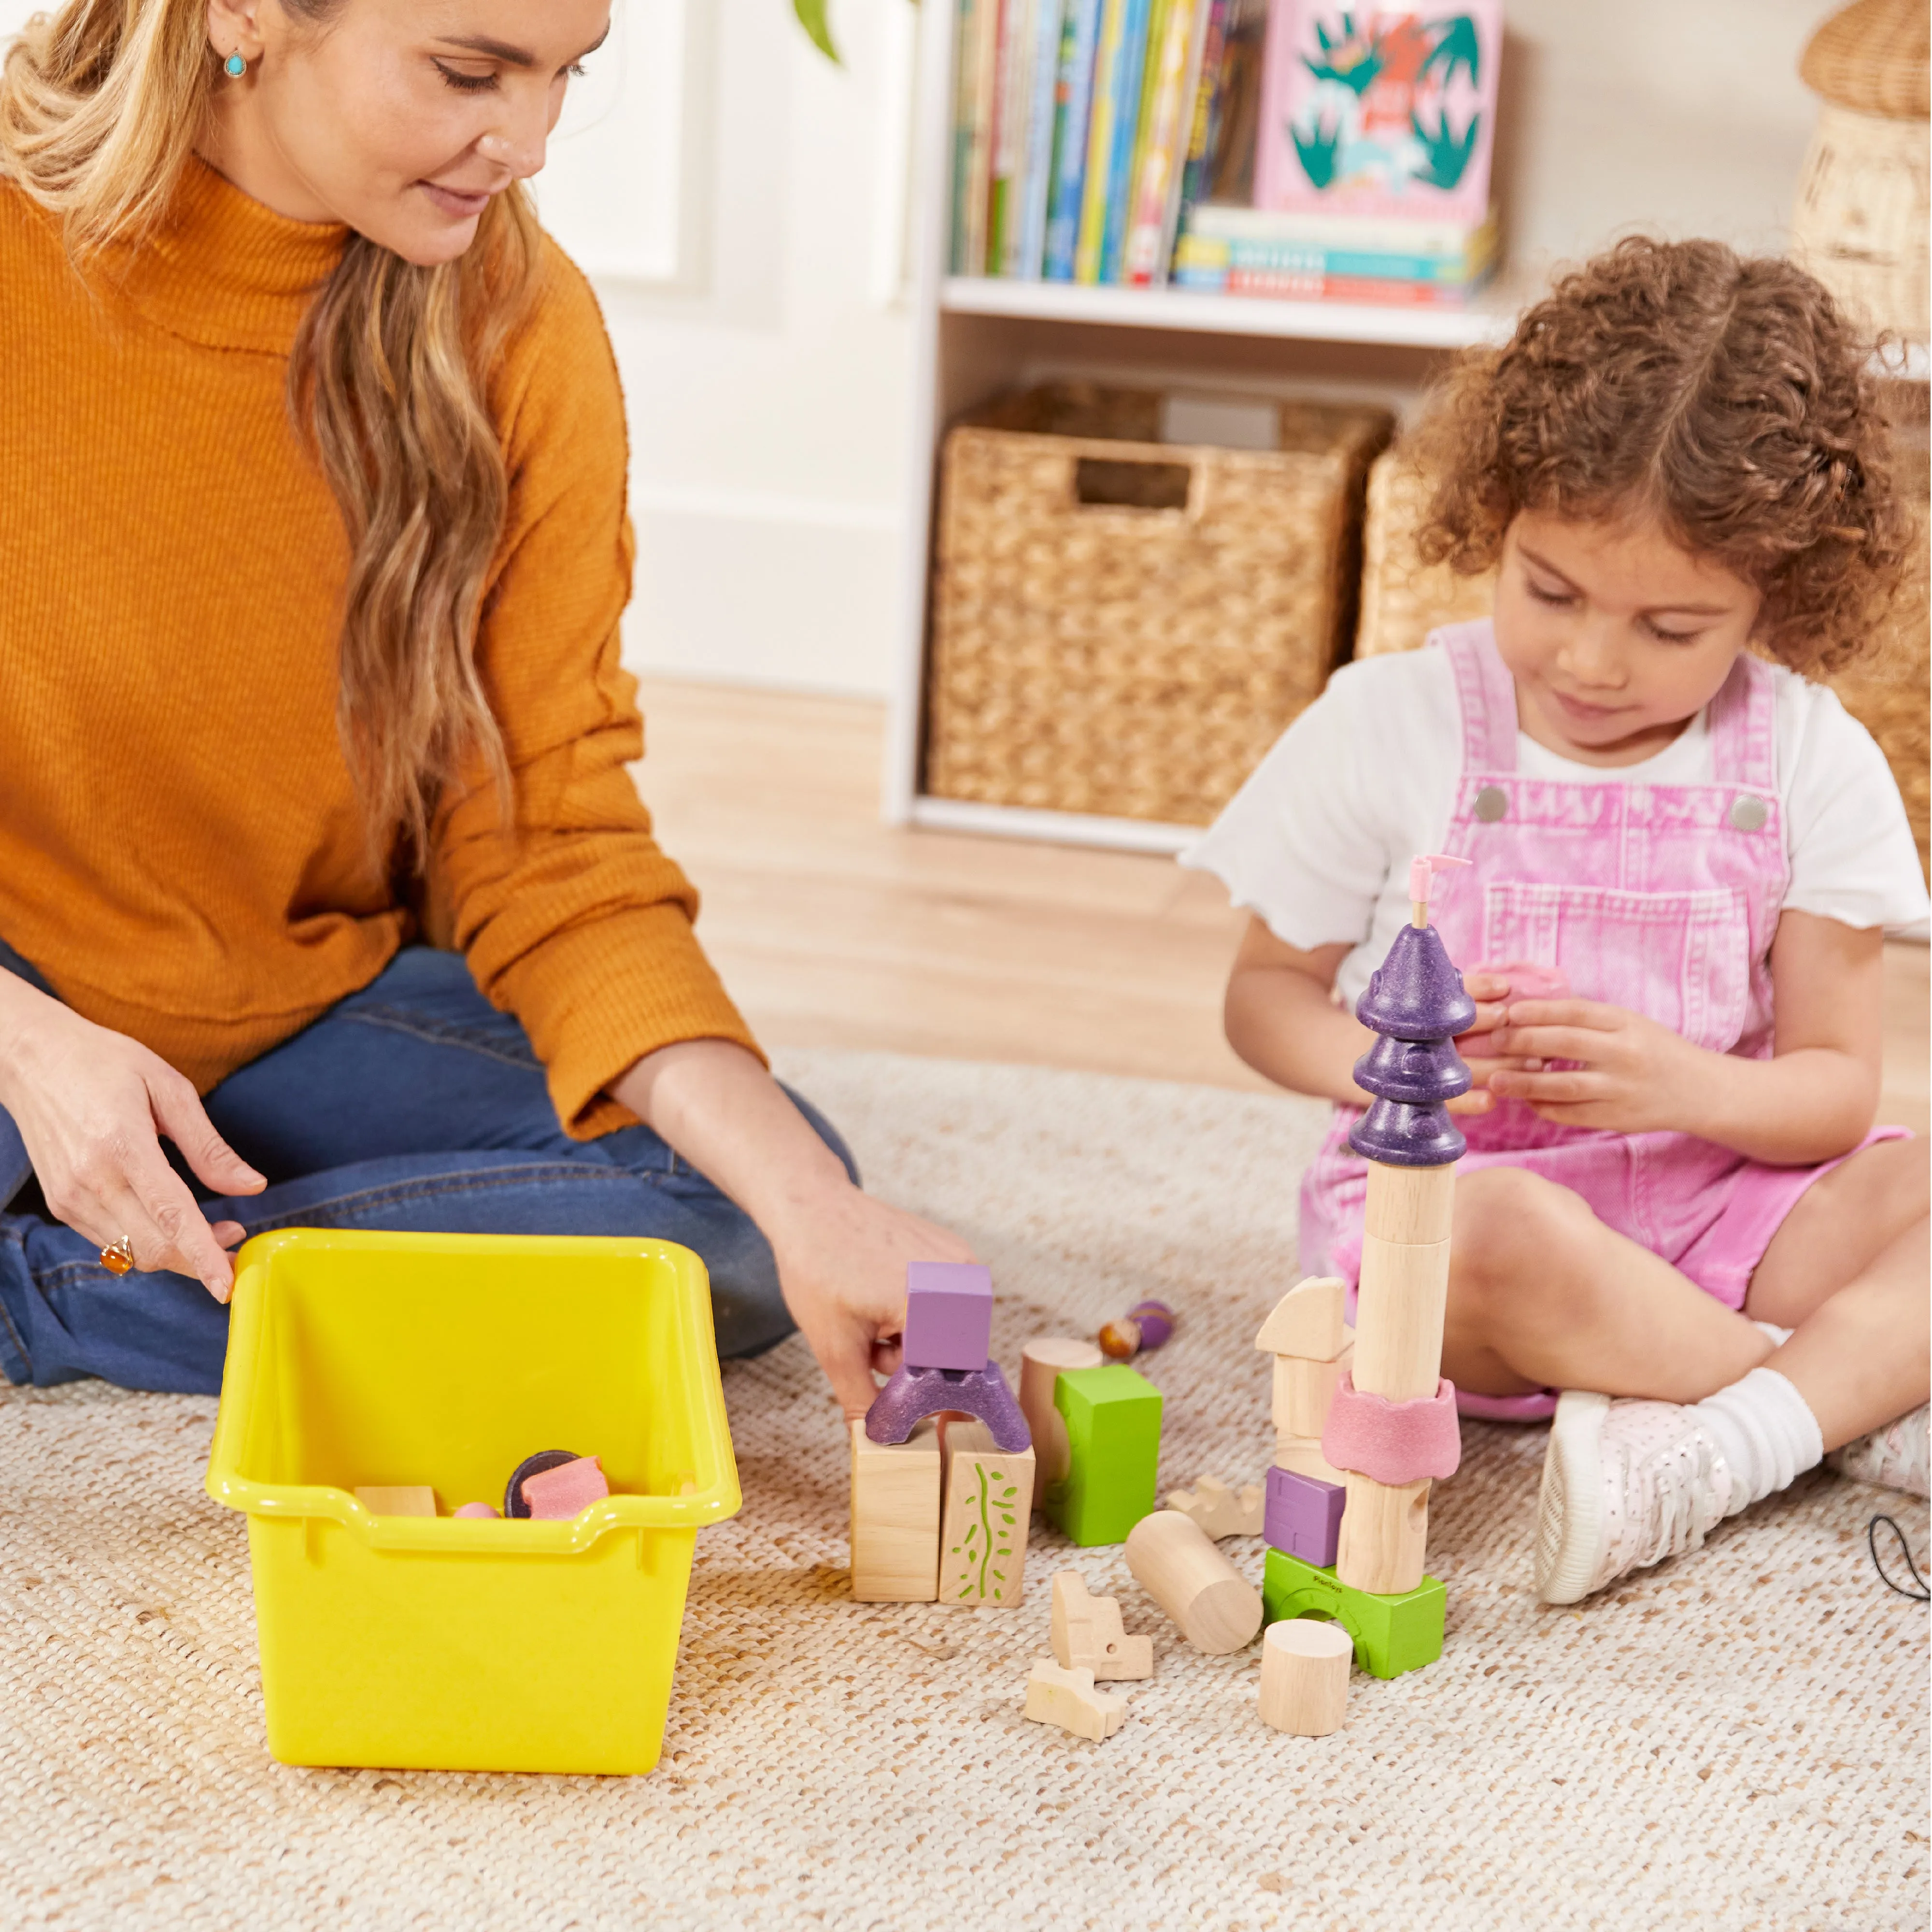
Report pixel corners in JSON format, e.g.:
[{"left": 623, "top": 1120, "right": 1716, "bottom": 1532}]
[{"left": 636, "top": 678, "right": 1930, "bottom": 1137}]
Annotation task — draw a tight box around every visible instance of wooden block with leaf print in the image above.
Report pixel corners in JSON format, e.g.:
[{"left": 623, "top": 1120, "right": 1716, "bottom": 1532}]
[{"left": 938, "top": 1419, "right": 1036, "bottom": 1607}]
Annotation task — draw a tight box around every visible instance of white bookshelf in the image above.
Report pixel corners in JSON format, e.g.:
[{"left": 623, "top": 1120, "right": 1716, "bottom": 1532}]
[{"left": 881, "top": 0, "right": 1923, "bottom": 848}]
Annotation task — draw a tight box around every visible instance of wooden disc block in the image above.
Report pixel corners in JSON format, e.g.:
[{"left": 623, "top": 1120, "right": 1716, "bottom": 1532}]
[
  {"left": 1124, "top": 1508, "right": 1263, "bottom": 1655},
  {"left": 1259, "top": 1618, "right": 1353, "bottom": 1736}
]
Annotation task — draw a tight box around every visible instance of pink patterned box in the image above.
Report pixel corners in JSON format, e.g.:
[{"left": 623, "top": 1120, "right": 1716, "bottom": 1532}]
[{"left": 1253, "top": 3, "right": 1503, "bottom": 223}]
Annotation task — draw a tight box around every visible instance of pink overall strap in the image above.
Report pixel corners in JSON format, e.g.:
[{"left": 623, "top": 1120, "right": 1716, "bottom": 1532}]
[
  {"left": 1438, "top": 623, "right": 1518, "bottom": 772},
  {"left": 1704, "top": 651, "right": 1777, "bottom": 793}
]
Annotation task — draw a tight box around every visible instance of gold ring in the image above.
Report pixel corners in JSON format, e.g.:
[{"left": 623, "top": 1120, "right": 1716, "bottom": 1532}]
[{"left": 99, "top": 1236, "right": 137, "bottom": 1276}]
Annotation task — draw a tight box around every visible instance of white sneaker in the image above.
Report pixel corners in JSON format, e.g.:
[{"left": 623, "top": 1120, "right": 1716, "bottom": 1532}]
[
  {"left": 1827, "top": 1403, "right": 1930, "bottom": 1499},
  {"left": 1534, "top": 1390, "right": 1738, "bottom": 1605}
]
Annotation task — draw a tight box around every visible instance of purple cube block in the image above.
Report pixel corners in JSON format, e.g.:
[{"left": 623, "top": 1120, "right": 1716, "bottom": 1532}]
[
  {"left": 1265, "top": 1464, "right": 1346, "bottom": 1569},
  {"left": 901, "top": 1261, "right": 993, "bottom": 1372}
]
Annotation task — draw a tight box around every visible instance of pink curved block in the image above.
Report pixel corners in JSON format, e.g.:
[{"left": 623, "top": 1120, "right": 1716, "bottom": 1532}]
[
  {"left": 453, "top": 1501, "right": 501, "bottom": 1520},
  {"left": 521, "top": 1455, "right": 610, "bottom": 1520},
  {"left": 1321, "top": 1372, "right": 1461, "bottom": 1484}
]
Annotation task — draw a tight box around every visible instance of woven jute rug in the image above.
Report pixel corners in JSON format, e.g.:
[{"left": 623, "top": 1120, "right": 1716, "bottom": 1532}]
[{"left": 2, "top": 1050, "right": 1925, "bottom": 1931}]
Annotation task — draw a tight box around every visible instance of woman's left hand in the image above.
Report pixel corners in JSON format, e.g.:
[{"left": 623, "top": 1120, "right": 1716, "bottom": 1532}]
[
  {"left": 769, "top": 1182, "right": 979, "bottom": 1419},
  {"left": 1486, "top": 998, "right": 1706, "bottom": 1134}
]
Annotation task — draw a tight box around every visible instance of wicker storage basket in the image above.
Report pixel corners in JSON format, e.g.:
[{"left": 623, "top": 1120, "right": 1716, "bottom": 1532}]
[
  {"left": 1355, "top": 447, "right": 1931, "bottom": 875},
  {"left": 924, "top": 383, "right": 1392, "bottom": 825},
  {"left": 1354, "top": 450, "right": 1495, "bottom": 658}
]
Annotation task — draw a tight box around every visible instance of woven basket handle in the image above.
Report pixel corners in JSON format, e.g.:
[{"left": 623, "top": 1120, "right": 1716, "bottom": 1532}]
[{"left": 1067, "top": 451, "right": 1204, "bottom": 522}]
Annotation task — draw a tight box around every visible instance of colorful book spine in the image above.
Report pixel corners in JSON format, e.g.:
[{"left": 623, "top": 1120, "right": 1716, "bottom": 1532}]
[
  {"left": 988, "top": 0, "right": 1033, "bottom": 275},
  {"left": 1016, "top": 0, "right": 1067, "bottom": 278},
  {"left": 1096, "top": 0, "right": 1154, "bottom": 283},
  {"left": 1221, "top": 262, "right": 1498, "bottom": 303},
  {"left": 1043, "top": 0, "right": 1104, "bottom": 281},
  {"left": 949, "top": 0, "right": 980, "bottom": 273},
  {"left": 963, "top": 0, "right": 1005, "bottom": 274},
  {"left": 1073, "top": 0, "right": 1129, "bottom": 284},
  {"left": 1122, "top": 0, "right": 1206, "bottom": 285},
  {"left": 1173, "top": 0, "right": 1234, "bottom": 228}
]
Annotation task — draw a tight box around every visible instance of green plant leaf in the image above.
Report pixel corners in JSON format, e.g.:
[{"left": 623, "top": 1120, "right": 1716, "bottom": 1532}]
[{"left": 794, "top": 0, "right": 840, "bottom": 63}]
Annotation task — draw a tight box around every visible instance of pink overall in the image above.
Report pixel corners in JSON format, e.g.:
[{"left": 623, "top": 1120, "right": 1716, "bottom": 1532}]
[{"left": 1299, "top": 622, "right": 1904, "bottom": 1420}]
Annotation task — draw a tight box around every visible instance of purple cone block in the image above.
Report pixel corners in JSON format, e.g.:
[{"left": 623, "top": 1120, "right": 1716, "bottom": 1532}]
[
  {"left": 864, "top": 1360, "right": 1032, "bottom": 1451},
  {"left": 1350, "top": 920, "right": 1474, "bottom": 1168}
]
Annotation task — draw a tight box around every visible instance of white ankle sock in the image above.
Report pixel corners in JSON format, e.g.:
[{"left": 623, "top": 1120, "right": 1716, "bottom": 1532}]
[
  {"left": 1753, "top": 1320, "right": 1794, "bottom": 1347},
  {"left": 1694, "top": 1367, "right": 1824, "bottom": 1518}
]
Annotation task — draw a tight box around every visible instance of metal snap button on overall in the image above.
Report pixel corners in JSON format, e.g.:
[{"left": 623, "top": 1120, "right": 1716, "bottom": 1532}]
[
  {"left": 1729, "top": 795, "right": 1769, "bottom": 831},
  {"left": 1473, "top": 785, "right": 1508, "bottom": 822}
]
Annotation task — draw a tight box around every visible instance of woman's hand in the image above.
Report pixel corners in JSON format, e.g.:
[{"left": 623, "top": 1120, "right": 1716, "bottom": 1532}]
[
  {"left": 767, "top": 1183, "right": 978, "bottom": 1418},
  {"left": 1485, "top": 998, "right": 1705, "bottom": 1133},
  {"left": 1448, "top": 971, "right": 1516, "bottom": 1115},
  {"left": 0, "top": 974, "right": 264, "bottom": 1298}
]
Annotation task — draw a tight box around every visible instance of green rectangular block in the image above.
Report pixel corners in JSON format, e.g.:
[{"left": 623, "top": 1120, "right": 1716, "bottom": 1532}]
[
  {"left": 1262, "top": 1546, "right": 1445, "bottom": 1680},
  {"left": 1044, "top": 1364, "right": 1162, "bottom": 1547}
]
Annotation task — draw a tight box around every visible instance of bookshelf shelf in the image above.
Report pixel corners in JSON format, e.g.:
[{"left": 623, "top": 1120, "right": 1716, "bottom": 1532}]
[{"left": 939, "top": 272, "right": 1521, "bottom": 351}]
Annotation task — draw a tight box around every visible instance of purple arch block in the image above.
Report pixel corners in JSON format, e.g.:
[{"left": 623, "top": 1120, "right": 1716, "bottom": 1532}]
[{"left": 863, "top": 1359, "right": 1032, "bottom": 1451}]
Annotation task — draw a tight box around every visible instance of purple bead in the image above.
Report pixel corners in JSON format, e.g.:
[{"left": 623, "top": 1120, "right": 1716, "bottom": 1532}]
[
  {"left": 863, "top": 1359, "right": 1032, "bottom": 1452},
  {"left": 1264, "top": 1465, "right": 1346, "bottom": 1568},
  {"left": 1354, "top": 923, "right": 1476, "bottom": 1041},
  {"left": 1353, "top": 1032, "right": 1472, "bottom": 1106},
  {"left": 1128, "top": 1300, "right": 1174, "bottom": 1351},
  {"left": 902, "top": 1261, "right": 994, "bottom": 1372}
]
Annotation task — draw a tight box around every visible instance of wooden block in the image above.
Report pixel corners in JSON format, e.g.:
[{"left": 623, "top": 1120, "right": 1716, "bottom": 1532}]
[
  {"left": 1019, "top": 1337, "right": 1103, "bottom": 1491},
  {"left": 1048, "top": 1569, "right": 1153, "bottom": 1679},
  {"left": 1047, "top": 1364, "right": 1163, "bottom": 1547},
  {"left": 355, "top": 1485, "right": 436, "bottom": 1517},
  {"left": 1263, "top": 1547, "right": 1445, "bottom": 1680},
  {"left": 1165, "top": 1476, "right": 1264, "bottom": 1539},
  {"left": 1254, "top": 1277, "right": 1347, "bottom": 1361},
  {"left": 1021, "top": 1656, "right": 1127, "bottom": 1740},
  {"left": 1259, "top": 1616, "right": 1353, "bottom": 1736},
  {"left": 849, "top": 1417, "right": 941, "bottom": 1602},
  {"left": 1334, "top": 1471, "right": 1431, "bottom": 1597},
  {"left": 1354, "top": 1234, "right": 1451, "bottom": 1403},
  {"left": 1363, "top": 1160, "right": 1456, "bottom": 1245},
  {"left": 1124, "top": 1508, "right": 1264, "bottom": 1655},
  {"left": 1270, "top": 1340, "right": 1354, "bottom": 1438},
  {"left": 938, "top": 1419, "right": 1035, "bottom": 1606},
  {"left": 1274, "top": 1433, "right": 1349, "bottom": 1488}
]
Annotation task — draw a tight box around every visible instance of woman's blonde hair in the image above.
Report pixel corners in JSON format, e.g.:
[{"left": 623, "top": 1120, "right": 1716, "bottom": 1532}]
[{"left": 0, "top": 0, "right": 538, "bottom": 856}]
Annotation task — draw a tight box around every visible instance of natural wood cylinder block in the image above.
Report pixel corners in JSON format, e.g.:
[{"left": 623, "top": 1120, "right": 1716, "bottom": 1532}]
[
  {"left": 1259, "top": 1617, "right": 1353, "bottom": 1736},
  {"left": 1334, "top": 1471, "right": 1431, "bottom": 1596},
  {"left": 1020, "top": 1338, "right": 1103, "bottom": 1488},
  {"left": 1364, "top": 1159, "right": 1456, "bottom": 1245},
  {"left": 1124, "top": 1508, "right": 1263, "bottom": 1654},
  {"left": 1353, "top": 1233, "right": 1452, "bottom": 1402}
]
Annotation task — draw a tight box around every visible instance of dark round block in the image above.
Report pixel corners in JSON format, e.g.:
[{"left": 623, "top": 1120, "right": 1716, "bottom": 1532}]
[
  {"left": 1349, "top": 1097, "right": 1468, "bottom": 1168},
  {"left": 504, "top": 1449, "right": 579, "bottom": 1519},
  {"left": 1353, "top": 923, "right": 1477, "bottom": 1041}
]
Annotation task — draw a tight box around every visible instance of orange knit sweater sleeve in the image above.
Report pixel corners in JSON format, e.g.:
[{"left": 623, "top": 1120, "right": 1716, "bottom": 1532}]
[{"left": 429, "top": 242, "right": 760, "bottom": 1137}]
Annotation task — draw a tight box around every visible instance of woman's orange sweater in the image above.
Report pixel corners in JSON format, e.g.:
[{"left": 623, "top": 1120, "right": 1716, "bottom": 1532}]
[{"left": 0, "top": 161, "right": 756, "bottom": 1137}]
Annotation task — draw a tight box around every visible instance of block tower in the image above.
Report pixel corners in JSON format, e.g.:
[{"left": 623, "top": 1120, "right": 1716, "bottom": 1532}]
[{"left": 1259, "top": 855, "right": 1471, "bottom": 1679}]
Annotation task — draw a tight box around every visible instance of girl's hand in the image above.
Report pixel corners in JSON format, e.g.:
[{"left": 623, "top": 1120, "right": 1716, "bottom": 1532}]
[
  {"left": 767, "top": 1181, "right": 979, "bottom": 1419},
  {"left": 0, "top": 985, "right": 264, "bottom": 1299},
  {"left": 1486, "top": 998, "right": 1704, "bottom": 1133},
  {"left": 1447, "top": 972, "right": 1517, "bottom": 1116}
]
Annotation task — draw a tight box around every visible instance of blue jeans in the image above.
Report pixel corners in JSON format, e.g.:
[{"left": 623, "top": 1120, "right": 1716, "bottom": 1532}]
[{"left": 0, "top": 941, "right": 852, "bottom": 1394}]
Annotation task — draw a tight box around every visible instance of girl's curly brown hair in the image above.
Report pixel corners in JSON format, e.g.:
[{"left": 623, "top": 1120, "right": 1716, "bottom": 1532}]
[{"left": 1410, "top": 236, "right": 1913, "bottom": 674}]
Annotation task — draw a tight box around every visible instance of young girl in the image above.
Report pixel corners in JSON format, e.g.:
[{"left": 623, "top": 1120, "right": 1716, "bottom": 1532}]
[{"left": 1186, "top": 238, "right": 1930, "bottom": 1604}]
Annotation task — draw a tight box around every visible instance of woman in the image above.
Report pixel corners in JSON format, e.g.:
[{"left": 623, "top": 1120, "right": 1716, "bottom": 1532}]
[{"left": 0, "top": 0, "right": 967, "bottom": 1416}]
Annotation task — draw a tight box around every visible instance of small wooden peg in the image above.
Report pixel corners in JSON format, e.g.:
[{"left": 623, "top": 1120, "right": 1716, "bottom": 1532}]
[
  {"left": 1259, "top": 1618, "right": 1353, "bottom": 1736},
  {"left": 1124, "top": 1509, "right": 1264, "bottom": 1655},
  {"left": 1022, "top": 1656, "right": 1126, "bottom": 1740},
  {"left": 1049, "top": 1569, "right": 1153, "bottom": 1679}
]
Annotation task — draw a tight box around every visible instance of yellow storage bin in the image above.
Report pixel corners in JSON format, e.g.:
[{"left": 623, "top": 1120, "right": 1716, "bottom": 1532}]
[{"left": 204, "top": 1228, "right": 741, "bottom": 1775}]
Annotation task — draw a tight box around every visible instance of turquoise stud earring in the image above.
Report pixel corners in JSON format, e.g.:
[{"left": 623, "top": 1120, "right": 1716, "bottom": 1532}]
[{"left": 224, "top": 50, "right": 247, "bottom": 76}]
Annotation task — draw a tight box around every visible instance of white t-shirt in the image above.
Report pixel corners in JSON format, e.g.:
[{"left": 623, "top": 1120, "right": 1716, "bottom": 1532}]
[{"left": 1182, "top": 641, "right": 1931, "bottom": 1009}]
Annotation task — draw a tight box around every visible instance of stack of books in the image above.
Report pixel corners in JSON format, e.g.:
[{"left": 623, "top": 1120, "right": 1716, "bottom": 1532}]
[{"left": 951, "top": 0, "right": 1504, "bottom": 306}]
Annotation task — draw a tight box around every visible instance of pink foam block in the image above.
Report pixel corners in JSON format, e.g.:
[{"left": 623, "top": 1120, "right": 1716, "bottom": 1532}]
[
  {"left": 1471, "top": 959, "right": 1571, "bottom": 1002},
  {"left": 520, "top": 1455, "right": 610, "bottom": 1520},
  {"left": 1321, "top": 1373, "right": 1462, "bottom": 1484},
  {"left": 902, "top": 1261, "right": 994, "bottom": 1372},
  {"left": 453, "top": 1501, "right": 502, "bottom": 1520}
]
